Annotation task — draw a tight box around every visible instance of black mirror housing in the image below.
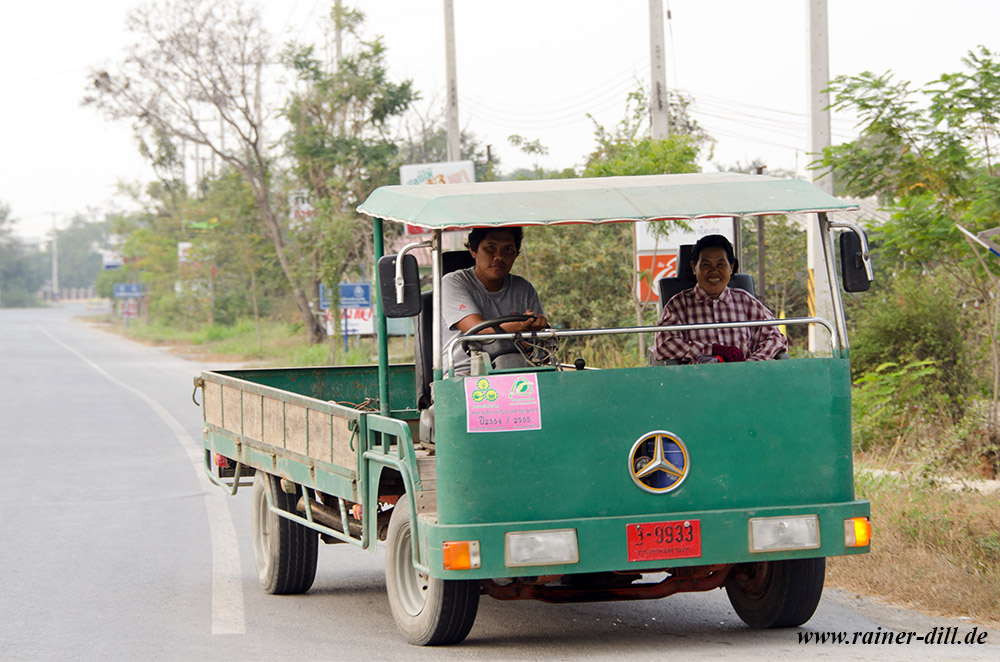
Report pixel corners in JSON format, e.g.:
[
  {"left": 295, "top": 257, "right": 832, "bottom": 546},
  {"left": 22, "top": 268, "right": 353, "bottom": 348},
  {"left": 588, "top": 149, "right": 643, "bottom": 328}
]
[
  {"left": 377, "top": 254, "right": 422, "bottom": 318},
  {"left": 839, "top": 232, "right": 872, "bottom": 292}
]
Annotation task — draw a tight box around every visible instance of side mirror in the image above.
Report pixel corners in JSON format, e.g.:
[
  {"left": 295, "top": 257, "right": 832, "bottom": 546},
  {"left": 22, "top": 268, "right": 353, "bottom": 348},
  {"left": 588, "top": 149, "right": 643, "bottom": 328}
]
[
  {"left": 377, "top": 254, "right": 422, "bottom": 318},
  {"left": 839, "top": 232, "right": 872, "bottom": 292}
]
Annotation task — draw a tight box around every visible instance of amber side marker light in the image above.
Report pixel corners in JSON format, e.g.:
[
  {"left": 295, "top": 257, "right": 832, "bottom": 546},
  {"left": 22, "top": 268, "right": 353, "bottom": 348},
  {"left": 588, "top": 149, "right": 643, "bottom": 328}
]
[
  {"left": 844, "top": 517, "right": 872, "bottom": 547},
  {"left": 442, "top": 541, "right": 481, "bottom": 570}
]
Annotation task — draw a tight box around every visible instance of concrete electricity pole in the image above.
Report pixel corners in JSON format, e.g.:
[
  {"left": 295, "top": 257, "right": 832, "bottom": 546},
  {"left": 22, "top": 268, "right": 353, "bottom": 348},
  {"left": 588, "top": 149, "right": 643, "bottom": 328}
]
[
  {"left": 806, "top": 0, "right": 834, "bottom": 352},
  {"left": 444, "top": 0, "right": 461, "bottom": 162},
  {"left": 49, "top": 212, "right": 59, "bottom": 300},
  {"left": 648, "top": 0, "right": 670, "bottom": 139}
]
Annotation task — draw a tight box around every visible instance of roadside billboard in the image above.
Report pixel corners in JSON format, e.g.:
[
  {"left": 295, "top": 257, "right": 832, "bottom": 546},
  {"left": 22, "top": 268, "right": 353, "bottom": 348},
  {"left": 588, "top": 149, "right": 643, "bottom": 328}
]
[
  {"left": 289, "top": 190, "right": 317, "bottom": 231},
  {"left": 399, "top": 161, "right": 475, "bottom": 242},
  {"left": 399, "top": 160, "right": 475, "bottom": 187}
]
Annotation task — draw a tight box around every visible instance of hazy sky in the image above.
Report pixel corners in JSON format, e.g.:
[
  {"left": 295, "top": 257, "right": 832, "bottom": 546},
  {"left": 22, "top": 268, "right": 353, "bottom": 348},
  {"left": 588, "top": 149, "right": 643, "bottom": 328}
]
[{"left": 3, "top": 0, "right": 1000, "bottom": 239}]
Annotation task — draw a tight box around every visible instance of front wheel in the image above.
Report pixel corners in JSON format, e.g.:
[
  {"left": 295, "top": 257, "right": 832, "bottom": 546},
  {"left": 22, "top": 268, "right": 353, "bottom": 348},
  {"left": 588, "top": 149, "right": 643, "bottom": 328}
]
[
  {"left": 385, "top": 494, "right": 480, "bottom": 645},
  {"left": 725, "top": 557, "right": 825, "bottom": 628},
  {"left": 250, "top": 471, "right": 318, "bottom": 595}
]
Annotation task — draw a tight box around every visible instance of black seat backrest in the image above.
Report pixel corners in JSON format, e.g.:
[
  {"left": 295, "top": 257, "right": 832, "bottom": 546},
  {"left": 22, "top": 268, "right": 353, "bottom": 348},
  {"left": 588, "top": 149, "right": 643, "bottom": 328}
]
[
  {"left": 414, "top": 250, "right": 475, "bottom": 409},
  {"left": 657, "top": 243, "right": 756, "bottom": 307},
  {"left": 657, "top": 244, "right": 697, "bottom": 305}
]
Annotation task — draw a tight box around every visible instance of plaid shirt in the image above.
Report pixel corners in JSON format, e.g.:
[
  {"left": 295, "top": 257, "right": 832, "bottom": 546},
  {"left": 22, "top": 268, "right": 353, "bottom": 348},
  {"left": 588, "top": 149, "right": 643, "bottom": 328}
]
[{"left": 653, "top": 285, "right": 788, "bottom": 362}]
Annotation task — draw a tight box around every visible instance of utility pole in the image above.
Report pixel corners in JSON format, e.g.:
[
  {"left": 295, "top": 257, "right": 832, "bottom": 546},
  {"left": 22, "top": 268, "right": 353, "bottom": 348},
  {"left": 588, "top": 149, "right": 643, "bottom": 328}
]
[
  {"left": 443, "top": 0, "right": 460, "bottom": 162},
  {"left": 49, "top": 212, "right": 59, "bottom": 301},
  {"left": 648, "top": 0, "right": 670, "bottom": 139},
  {"left": 806, "top": 0, "right": 834, "bottom": 353},
  {"left": 638, "top": 0, "right": 671, "bottom": 357}
]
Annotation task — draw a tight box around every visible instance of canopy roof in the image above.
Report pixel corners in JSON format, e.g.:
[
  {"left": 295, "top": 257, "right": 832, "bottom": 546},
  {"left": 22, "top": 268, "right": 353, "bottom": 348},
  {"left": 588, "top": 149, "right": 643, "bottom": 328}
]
[{"left": 357, "top": 172, "right": 857, "bottom": 229}]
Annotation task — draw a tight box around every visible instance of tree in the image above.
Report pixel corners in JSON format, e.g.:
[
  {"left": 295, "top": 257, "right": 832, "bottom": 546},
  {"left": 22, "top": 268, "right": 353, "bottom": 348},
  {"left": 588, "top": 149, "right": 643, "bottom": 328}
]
[
  {"left": 739, "top": 215, "right": 809, "bottom": 340},
  {"left": 397, "top": 101, "right": 493, "bottom": 180},
  {"left": 585, "top": 88, "right": 711, "bottom": 178},
  {"left": 281, "top": 5, "right": 416, "bottom": 302},
  {"left": 0, "top": 203, "right": 45, "bottom": 307},
  {"left": 84, "top": 0, "right": 326, "bottom": 342},
  {"left": 105, "top": 187, "right": 187, "bottom": 322},
  {"left": 51, "top": 215, "right": 109, "bottom": 289},
  {"left": 192, "top": 169, "right": 281, "bottom": 345},
  {"left": 520, "top": 87, "right": 709, "bottom": 363},
  {"left": 821, "top": 46, "right": 1000, "bottom": 430}
]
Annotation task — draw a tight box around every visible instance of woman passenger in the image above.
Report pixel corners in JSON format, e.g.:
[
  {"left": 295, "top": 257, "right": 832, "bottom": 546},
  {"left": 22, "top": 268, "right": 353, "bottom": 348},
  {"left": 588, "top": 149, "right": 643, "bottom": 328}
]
[{"left": 653, "top": 234, "right": 787, "bottom": 363}]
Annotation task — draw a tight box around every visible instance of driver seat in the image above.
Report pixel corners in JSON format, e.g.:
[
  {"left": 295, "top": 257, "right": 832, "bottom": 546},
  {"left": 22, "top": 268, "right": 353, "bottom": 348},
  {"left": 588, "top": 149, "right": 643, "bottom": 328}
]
[
  {"left": 414, "top": 251, "right": 475, "bottom": 410},
  {"left": 415, "top": 251, "right": 475, "bottom": 450}
]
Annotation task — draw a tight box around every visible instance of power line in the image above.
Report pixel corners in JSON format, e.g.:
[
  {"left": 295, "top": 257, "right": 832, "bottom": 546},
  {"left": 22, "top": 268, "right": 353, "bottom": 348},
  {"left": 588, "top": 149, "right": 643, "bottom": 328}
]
[
  {"left": 457, "top": 55, "right": 648, "bottom": 117},
  {"left": 458, "top": 74, "right": 641, "bottom": 126}
]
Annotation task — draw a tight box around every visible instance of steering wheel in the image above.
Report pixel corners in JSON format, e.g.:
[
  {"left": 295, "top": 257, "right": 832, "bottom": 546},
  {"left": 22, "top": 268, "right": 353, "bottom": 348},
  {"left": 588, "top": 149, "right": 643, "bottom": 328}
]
[{"left": 460, "top": 314, "right": 533, "bottom": 354}]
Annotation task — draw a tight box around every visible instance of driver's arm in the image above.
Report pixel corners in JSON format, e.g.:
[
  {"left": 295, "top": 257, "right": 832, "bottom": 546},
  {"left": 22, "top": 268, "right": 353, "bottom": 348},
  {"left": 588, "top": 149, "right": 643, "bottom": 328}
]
[{"left": 454, "top": 310, "right": 548, "bottom": 335}]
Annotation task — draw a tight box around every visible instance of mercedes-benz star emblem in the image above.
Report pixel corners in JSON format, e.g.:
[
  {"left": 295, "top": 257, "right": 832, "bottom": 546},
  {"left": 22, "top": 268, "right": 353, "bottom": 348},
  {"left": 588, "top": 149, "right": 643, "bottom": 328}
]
[{"left": 628, "top": 430, "right": 690, "bottom": 494}]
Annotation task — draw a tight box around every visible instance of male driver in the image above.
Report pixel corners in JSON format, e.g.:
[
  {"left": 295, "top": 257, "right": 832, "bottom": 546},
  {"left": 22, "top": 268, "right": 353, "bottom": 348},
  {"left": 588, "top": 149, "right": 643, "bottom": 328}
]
[{"left": 441, "top": 227, "right": 548, "bottom": 375}]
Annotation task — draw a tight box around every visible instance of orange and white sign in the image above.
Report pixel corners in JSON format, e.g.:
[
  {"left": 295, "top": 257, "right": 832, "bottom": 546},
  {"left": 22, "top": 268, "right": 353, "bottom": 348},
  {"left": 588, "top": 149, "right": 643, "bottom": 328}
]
[{"left": 636, "top": 252, "right": 677, "bottom": 303}]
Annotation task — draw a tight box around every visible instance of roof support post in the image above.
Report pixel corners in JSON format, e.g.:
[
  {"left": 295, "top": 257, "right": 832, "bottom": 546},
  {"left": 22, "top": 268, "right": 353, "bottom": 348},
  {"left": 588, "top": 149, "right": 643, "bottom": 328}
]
[
  {"left": 373, "top": 216, "right": 389, "bottom": 415},
  {"left": 431, "top": 230, "right": 444, "bottom": 381}
]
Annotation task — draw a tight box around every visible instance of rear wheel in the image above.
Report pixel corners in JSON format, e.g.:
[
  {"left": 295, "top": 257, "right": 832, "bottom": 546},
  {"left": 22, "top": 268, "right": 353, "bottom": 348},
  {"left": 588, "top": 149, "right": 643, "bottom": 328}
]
[
  {"left": 385, "top": 494, "right": 479, "bottom": 645},
  {"left": 251, "top": 471, "right": 318, "bottom": 594},
  {"left": 725, "top": 557, "right": 825, "bottom": 628}
]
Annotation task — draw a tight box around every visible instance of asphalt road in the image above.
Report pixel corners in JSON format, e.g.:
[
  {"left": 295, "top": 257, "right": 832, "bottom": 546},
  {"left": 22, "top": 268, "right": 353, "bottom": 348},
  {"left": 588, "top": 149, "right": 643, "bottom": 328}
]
[{"left": 1, "top": 304, "right": 997, "bottom": 661}]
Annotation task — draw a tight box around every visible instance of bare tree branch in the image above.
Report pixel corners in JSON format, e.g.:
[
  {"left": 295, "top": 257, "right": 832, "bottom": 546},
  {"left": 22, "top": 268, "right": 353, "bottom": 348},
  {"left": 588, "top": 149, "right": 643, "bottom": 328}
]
[{"left": 84, "top": 0, "right": 325, "bottom": 341}]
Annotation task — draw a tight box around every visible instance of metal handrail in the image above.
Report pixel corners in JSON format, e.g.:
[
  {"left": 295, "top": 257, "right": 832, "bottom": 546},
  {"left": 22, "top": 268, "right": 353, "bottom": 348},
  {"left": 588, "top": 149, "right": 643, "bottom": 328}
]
[
  {"left": 444, "top": 316, "right": 837, "bottom": 374},
  {"left": 393, "top": 240, "right": 431, "bottom": 303}
]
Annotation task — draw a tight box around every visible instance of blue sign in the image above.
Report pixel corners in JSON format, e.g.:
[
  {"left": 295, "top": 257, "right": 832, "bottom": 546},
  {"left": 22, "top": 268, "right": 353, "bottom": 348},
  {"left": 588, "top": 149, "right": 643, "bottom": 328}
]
[
  {"left": 338, "top": 283, "right": 371, "bottom": 309},
  {"left": 318, "top": 283, "right": 333, "bottom": 311},
  {"left": 113, "top": 283, "right": 142, "bottom": 298}
]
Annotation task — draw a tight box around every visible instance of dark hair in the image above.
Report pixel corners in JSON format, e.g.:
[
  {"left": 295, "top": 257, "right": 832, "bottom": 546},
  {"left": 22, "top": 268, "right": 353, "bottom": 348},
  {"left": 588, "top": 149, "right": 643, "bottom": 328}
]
[
  {"left": 691, "top": 234, "right": 738, "bottom": 272},
  {"left": 467, "top": 226, "right": 523, "bottom": 253}
]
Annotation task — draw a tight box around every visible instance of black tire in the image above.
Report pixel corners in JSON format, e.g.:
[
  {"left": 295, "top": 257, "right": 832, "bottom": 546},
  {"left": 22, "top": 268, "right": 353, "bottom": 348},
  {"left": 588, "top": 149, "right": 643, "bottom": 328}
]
[
  {"left": 385, "top": 494, "right": 479, "bottom": 645},
  {"left": 250, "top": 471, "right": 318, "bottom": 595},
  {"left": 725, "top": 557, "right": 826, "bottom": 628}
]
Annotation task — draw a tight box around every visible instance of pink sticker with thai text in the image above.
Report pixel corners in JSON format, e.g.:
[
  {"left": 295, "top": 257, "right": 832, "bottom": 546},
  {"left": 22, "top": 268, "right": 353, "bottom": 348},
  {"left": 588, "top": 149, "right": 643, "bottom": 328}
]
[{"left": 465, "top": 373, "right": 542, "bottom": 433}]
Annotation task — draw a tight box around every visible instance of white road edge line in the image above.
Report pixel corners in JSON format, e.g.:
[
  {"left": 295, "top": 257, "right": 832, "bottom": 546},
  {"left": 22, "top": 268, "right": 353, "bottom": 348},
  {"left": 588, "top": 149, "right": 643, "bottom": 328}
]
[{"left": 37, "top": 325, "right": 247, "bottom": 635}]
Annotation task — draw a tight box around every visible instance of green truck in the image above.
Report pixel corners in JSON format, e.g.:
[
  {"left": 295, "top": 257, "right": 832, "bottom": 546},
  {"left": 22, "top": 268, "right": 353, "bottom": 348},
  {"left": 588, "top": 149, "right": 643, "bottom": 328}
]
[{"left": 196, "top": 173, "right": 873, "bottom": 645}]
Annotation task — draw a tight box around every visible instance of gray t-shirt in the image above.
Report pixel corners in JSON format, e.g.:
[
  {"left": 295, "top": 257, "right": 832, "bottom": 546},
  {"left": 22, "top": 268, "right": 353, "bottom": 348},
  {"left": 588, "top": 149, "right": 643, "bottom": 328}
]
[{"left": 441, "top": 267, "right": 544, "bottom": 375}]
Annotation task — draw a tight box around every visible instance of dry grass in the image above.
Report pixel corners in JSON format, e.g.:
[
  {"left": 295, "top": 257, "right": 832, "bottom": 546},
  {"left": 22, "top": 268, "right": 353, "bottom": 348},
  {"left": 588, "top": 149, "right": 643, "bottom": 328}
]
[{"left": 827, "top": 468, "right": 1000, "bottom": 627}]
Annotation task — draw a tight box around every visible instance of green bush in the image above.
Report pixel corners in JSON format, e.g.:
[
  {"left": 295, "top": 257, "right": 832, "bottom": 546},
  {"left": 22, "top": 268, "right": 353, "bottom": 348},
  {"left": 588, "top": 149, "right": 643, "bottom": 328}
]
[
  {"left": 849, "top": 272, "right": 972, "bottom": 419},
  {"left": 852, "top": 359, "right": 937, "bottom": 453},
  {"left": 148, "top": 291, "right": 186, "bottom": 326}
]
